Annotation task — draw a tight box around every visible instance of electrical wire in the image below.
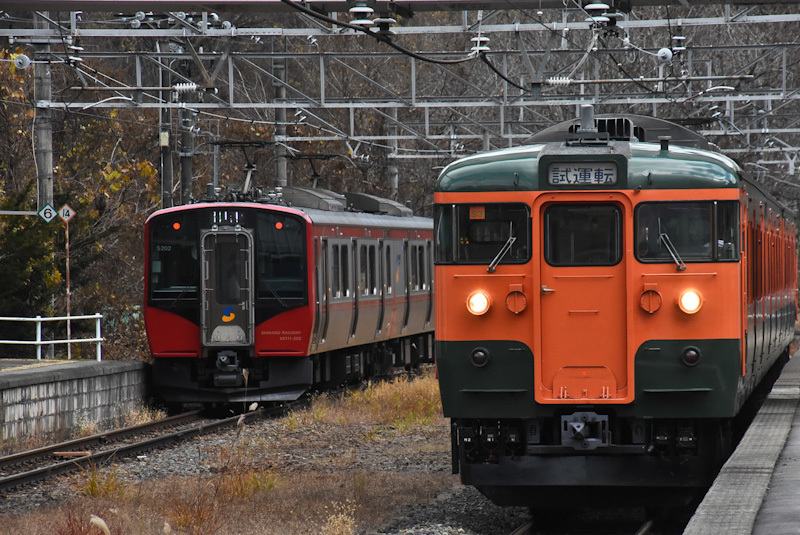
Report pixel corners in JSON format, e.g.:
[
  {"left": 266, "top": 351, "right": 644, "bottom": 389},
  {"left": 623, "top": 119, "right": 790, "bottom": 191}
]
[{"left": 277, "top": 0, "right": 474, "bottom": 66}]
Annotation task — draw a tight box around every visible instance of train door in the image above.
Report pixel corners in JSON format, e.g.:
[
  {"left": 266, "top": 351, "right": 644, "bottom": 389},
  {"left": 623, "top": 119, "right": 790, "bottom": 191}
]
[
  {"left": 376, "top": 240, "right": 386, "bottom": 336},
  {"left": 201, "top": 231, "right": 254, "bottom": 348},
  {"left": 350, "top": 241, "right": 359, "bottom": 340},
  {"left": 312, "top": 237, "right": 329, "bottom": 349},
  {"left": 401, "top": 239, "right": 411, "bottom": 331},
  {"left": 536, "top": 196, "right": 631, "bottom": 404}
]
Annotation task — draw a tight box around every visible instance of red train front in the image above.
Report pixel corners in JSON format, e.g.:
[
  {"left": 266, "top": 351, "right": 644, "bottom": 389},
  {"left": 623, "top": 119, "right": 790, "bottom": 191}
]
[{"left": 145, "top": 187, "right": 434, "bottom": 406}]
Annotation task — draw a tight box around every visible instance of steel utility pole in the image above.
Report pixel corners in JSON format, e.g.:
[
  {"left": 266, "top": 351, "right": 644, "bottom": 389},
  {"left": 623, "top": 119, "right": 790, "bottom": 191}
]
[
  {"left": 274, "top": 58, "right": 288, "bottom": 188},
  {"left": 179, "top": 106, "right": 195, "bottom": 205},
  {"left": 34, "top": 11, "right": 53, "bottom": 211}
]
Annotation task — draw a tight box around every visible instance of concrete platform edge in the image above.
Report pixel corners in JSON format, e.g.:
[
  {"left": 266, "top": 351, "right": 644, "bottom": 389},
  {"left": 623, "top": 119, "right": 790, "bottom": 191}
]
[{"left": 683, "top": 354, "right": 800, "bottom": 535}]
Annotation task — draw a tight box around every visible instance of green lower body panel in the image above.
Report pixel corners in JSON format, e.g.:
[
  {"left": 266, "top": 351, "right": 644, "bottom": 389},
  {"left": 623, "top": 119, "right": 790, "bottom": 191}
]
[{"left": 437, "top": 338, "right": 749, "bottom": 419}]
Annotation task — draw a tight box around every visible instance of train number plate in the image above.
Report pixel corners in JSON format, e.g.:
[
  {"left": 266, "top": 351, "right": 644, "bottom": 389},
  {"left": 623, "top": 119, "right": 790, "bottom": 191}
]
[{"left": 548, "top": 162, "right": 617, "bottom": 186}]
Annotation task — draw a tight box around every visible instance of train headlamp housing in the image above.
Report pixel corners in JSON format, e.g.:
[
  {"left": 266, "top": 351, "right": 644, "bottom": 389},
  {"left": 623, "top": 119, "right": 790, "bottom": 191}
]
[
  {"left": 466, "top": 290, "right": 492, "bottom": 316},
  {"left": 678, "top": 289, "right": 703, "bottom": 314}
]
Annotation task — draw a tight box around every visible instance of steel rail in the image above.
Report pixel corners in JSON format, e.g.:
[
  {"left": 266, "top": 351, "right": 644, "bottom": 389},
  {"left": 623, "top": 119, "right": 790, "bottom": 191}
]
[
  {"left": 0, "top": 410, "right": 203, "bottom": 472},
  {"left": 0, "top": 409, "right": 265, "bottom": 492}
]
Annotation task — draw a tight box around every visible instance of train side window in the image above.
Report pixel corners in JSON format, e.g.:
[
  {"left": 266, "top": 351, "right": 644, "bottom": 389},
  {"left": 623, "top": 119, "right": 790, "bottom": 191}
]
[
  {"left": 410, "top": 245, "right": 420, "bottom": 291},
  {"left": 332, "top": 245, "right": 341, "bottom": 298},
  {"left": 360, "top": 244, "right": 369, "bottom": 296},
  {"left": 342, "top": 243, "right": 351, "bottom": 298},
  {"left": 417, "top": 245, "right": 427, "bottom": 291},
  {"left": 544, "top": 204, "right": 622, "bottom": 266},
  {"left": 434, "top": 203, "right": 530, "bottom": 265},
  {"left": 716, "top": 202, "right": 739, "bottom": 260},
  {"left": 635, "top": 201, "right": 739, "bottom": 264},
  {"left": 385, "top": 246, "right": 393, "bottom": 295},
  {"left": 369, "top": 245, "right": 377, "bottom": 295}
]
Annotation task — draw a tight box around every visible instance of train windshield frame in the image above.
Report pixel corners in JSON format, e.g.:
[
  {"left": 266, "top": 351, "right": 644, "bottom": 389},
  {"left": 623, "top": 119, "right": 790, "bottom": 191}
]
[
  {"left": 254, "top": 211, "right": 308, "bottom": 302},
  {"left": 148, "top": 212, "right": 201, "bottom": 301},
  {"left": 635, "top": 201, "right": 739, "bottom": 263},
  {"left": 434, "top": 203, "right": 531, "bottom": 265}
]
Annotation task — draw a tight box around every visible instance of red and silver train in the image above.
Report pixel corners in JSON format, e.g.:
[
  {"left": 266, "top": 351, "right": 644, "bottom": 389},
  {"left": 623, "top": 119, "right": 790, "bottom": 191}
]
[{"left": 145, "top": 187, "right": 434, "bottom": 405}]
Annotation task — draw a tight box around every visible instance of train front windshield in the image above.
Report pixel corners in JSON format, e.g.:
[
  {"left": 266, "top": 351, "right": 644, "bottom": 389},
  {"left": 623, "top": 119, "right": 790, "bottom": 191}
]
[
  {"left": 149, "top": 213, "right": 200, "bottom": 299},
  {"left": 148, "top": 208, "right": 308, "bottom": 306},
  {"left": 435, "top": 203, "right": 531, "bottom": 264},
  {"left": 636, "top": 201, "right": 739, "bottom": 263},
  {"left": 254, "top": 212, "right": 306, "bottom": 300}
]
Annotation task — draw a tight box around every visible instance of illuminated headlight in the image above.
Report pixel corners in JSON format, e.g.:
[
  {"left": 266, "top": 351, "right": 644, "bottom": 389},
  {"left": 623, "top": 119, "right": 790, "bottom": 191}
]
[
  {"left": 678, "top": 289, "right": 703, "bottom": 314},
  {"left": 466, "top": 290, "right": 492, "bottom": 316}
]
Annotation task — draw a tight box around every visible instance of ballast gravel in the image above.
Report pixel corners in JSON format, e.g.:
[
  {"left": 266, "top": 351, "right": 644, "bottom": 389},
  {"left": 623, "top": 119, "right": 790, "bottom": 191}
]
[{"left": 0, "top": 413, "right": 528, "bottom": 534}]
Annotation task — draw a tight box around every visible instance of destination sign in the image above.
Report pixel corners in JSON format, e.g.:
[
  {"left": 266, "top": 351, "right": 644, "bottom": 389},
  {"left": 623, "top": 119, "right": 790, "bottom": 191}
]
[{"left": 547, "top": 162, "right": 617, "bottom": 186}]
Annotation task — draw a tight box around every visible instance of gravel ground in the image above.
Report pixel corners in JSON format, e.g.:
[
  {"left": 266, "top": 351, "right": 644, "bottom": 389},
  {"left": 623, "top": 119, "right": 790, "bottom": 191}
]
[{"left": 0, "top": 411, "right": 529, "bottom": 534}]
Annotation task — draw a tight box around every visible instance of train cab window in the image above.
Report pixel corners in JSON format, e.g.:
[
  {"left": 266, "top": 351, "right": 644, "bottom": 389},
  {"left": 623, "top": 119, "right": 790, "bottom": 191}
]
[
  {"left": 544, "top": 204, "right": 622, "bottom": 266},
  {"left": 635, "top": 201, "right": 739, "bottom": 264},
  {"left": 149, "top": 213, "right": 200, "bottom": 299},
  {"left": 434, "top": 203, "right": 531, "bottom": 265},
  {"left": 255, "top": 212, "right": 306, "bottom": 300}
]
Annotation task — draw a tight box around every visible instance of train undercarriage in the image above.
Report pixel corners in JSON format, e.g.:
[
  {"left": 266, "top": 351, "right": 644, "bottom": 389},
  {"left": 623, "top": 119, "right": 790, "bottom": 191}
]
[
  {"left": 452, "top": 414, "right": 732, "bottom": 507},
  {"left": 151, "top": 332, "right": 433, "bottom": 408}
]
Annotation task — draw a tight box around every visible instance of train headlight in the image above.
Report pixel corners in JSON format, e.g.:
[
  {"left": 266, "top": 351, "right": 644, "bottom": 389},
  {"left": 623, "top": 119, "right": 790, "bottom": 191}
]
[
  {"left": 466, "top": 290, "right": 492, "bottom": 316},
  {"left": 678, "top": 289, "right": 703, "bottom": 314}
]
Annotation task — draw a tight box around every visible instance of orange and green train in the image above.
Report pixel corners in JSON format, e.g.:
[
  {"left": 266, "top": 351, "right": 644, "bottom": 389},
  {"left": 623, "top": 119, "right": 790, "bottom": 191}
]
[{"left": 434, "top": 108, "right": 797, "bottom": 507}]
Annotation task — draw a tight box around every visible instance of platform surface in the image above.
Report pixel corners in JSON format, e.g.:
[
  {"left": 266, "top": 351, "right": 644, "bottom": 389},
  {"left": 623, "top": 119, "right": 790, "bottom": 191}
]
[{"left": 684, "top": 352, "right": 800, "bottom": 535}]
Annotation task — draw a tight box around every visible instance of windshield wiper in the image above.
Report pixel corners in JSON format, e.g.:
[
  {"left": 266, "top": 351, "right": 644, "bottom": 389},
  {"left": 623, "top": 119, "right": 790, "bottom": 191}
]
[
  {"left": 263, "top": 280, "right": 289, "bottom": 308},
  {"left": 658, "top": 218, "right": 686, "bottom": 271},
  {"left": 488, "top": 234, "right": 517, "bottom": 273}
]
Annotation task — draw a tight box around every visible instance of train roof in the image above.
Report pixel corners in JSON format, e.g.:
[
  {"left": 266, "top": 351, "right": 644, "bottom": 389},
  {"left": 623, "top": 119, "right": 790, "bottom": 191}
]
[
  {"left": 526, "top": 113, "right": 715, "bottom": 150},
  {"left": 436, "top": 140, "right": 743, "bottom": 193},
  {"left": 146, "top": 186, "right": 432, "bottom": 231},
  {"left": 302, "top": 207, "right": 432, "bottom": 231},
  {"left": 436, "top": 112, "right": 755, "bottom": 193}
]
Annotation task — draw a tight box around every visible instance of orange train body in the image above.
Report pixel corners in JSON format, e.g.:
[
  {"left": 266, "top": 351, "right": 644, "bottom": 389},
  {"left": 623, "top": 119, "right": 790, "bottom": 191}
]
[{"left": 434, "top": 112, "right": 797, "bottom": 507}]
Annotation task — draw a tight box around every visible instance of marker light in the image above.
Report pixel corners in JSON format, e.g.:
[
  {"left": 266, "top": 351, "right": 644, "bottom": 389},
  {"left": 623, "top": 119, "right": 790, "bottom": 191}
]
[
  {"left": 682, "top": 346, "right": 701, "bottom": 366},
  {"left": 275, "top": 221, "right": 283, "bottom": 230},
  {"left": 466, "top": 290, "right": 492, "bottom": 316},
  {"left": 678, "top": 289, "right": 703, "bottom": 314},
  {"left": 172, "top": 221, "right": 181, "bottom": 230},
  {"left": 471, "top": 347, "right": 490, "bottom": 367}
]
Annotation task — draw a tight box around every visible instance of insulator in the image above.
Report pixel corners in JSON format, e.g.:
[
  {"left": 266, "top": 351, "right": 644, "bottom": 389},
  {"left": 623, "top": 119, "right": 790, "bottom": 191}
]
[
  {"left": 546, "top": 77, "right": 573, "bottom": 86},
  {"left": 173, "top": 83, "right": 198, "bottom": 93}
]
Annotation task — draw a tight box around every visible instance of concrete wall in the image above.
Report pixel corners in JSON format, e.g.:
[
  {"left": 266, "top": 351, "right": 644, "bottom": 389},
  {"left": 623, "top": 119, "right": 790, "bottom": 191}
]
[{"left": 0, "top": 360, "right": 148, "bottom": 441}]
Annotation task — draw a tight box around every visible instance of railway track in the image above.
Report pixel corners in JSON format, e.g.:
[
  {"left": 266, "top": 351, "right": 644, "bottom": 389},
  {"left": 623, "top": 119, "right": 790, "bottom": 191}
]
[
  {"left": 0, "top": 408, "right": 267, "bottom": 492},
  {"left": 509, "top": 512, "right": 665, "bottom": 535}
]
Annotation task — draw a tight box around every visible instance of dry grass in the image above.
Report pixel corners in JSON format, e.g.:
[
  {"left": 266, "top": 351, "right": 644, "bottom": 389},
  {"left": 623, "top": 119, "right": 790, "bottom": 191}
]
[
  {"left": 289, "top": 371, "right": 443, "bottom": 433},
  {"left": 0, "top": 369, "right": 456, "bottom": 535},
  {"left": 10, "top": 471, "right": 453, "bottom": 535}
]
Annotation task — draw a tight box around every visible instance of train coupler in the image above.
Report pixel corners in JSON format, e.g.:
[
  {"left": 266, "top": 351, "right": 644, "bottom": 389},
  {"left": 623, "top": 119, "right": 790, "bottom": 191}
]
[
  {"left": 560, "top": 412, "right": 610, "bottom": 450},
  {"left": 213, "top": 351, "right": 244, "bottom": 387}
]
